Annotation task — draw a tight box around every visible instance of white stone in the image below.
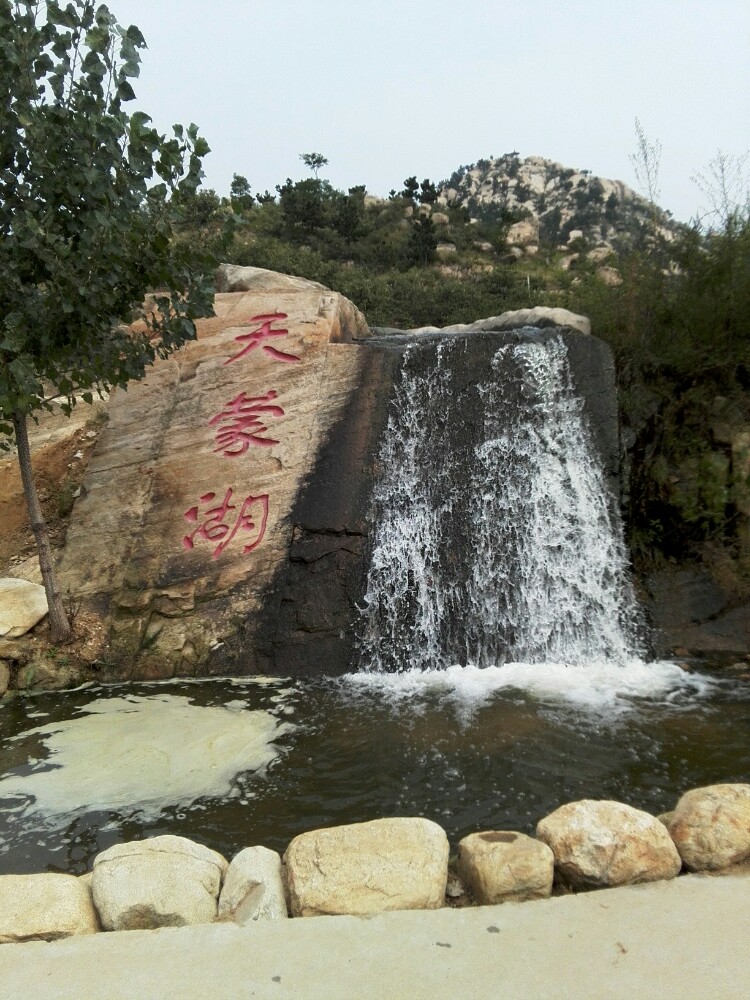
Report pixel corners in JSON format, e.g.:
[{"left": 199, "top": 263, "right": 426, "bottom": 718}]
[
  {"left": 0, "top": 661, "right": 9, "bottom": 697},
  {"left": 506, "top": 219, "right": 538, "bottom": 246},
  {"left": 567, "top": 229, "right": 584, "bottom": 243},
  {"left": 218, "top": 846, "right": 288, "bottom": 923},
  {"left": 92, "top": 835, "right": 228, "bottom": 931},
  {"left": 457, "top": 831, "right": 554, "bottom": 904},
  {"left": 537, "top": 799, "right": 682, "bottom": 890},
  {"left": 0, "top": 578, "right": 48, "bottom": 638},
  {"left": 668, "top": 784, "right": 750, "bottom": 871},
  {"left": 284, "top": 818, "right": 449, "bottom": 917},
  {"left": 431, "top": 212, "right": 450, "bottom": 225},
  {"left": 0, "top": 873, "right": 99, "bottom": 943},
  {"left": 214, "top": 264, "right": 327, "bottom": 293}
]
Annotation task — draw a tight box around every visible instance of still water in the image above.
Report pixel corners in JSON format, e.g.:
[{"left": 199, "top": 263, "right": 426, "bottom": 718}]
[{"left": 1, "top": 663, "right": 749, "bottom": 875}]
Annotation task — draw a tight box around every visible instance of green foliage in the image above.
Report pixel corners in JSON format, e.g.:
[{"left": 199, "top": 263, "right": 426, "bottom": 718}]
[
  {"left": 229, "top": 173, "right": 254, "bottom": 212},
  {"left": 299, "top": 152, "right": 328, "bottom": 178},
  {"left": 406, "top": 217, "right": 438, "bottom": 266},
  {"left": 0, "top": 0, "right": 216, "bottom": 432}
]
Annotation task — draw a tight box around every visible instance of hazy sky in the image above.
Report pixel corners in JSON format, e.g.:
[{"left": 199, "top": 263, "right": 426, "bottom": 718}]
[{"left": 115, "top": 1, "right": 749, "bottom": 223}]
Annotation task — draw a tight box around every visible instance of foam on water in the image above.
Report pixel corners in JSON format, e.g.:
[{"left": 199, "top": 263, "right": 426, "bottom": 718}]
[
  {"left": 0, "top": 694, "right": 291, "bottom": 823},
  {"left": 344, "top": 659, "right": 716, "bottom": 717}
]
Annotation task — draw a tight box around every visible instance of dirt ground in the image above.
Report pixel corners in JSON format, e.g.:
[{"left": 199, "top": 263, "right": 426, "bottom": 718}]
[{"left": 0, "top": 400, "right": 110, "bottom": 686}]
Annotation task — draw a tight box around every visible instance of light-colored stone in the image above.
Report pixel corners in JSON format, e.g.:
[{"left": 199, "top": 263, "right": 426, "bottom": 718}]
[
  {"left": 537, "top": 799, "right": 682, "bottom": 889},
  {"left": 92, "top": 835, "right": 228, "bottom": 931},
  {"left": 457, "top": 831, "right": 554, "bottom": 904},
  {"left": 431, "top": 212, "right": 450, "bottom": 225},
  {"left": 0, "top": 873, "right": 99, "bottom": 943},
  {"left": 0, "top": 578, "right": 48, "bottom": 638},
  {"left": 54, "top": 277, "right": 371, "bottom": 679},
  {"left": 218, "top": 846, "right": 288, "bottom": 923},
  {"left": 284, "top": 817, "right": 449, "bottom": 917},
  {"left": 436, "top": 242, "right": 457, "bottom": 257},
  {"left": 507, "top": 219, "right": 538, "bottom": 246},
  {"left": 668, "top": 784, "right": 750, "bottom": 871},
  {"left": 410, "top": 307, "right": 591, "bottom": 338},
  {"left": 567, "top": 229, "right": 584, "bottom": 244},
  {"left": 597, "top": 266, "right": 622, "bottom": 286},
  {"left": 0, "top": 661, "right": 9, "bottom": 696},
  {"left": 214, "top": 263, "right": 328, "bottom": 293}
]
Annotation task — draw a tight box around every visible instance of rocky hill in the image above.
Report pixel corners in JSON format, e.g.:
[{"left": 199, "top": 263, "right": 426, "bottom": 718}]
[{"left": 439, "top": 153, "right": 675, "bottom": 249}]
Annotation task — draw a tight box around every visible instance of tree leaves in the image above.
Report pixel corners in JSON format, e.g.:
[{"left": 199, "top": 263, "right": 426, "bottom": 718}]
[{"left": 0, "top": 0, "right": 215, "bottom": 433}]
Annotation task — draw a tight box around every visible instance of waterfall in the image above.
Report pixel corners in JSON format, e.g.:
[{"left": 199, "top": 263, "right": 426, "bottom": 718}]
[{"left": 355, "top": 331, "right": 645, "bottom": 673}]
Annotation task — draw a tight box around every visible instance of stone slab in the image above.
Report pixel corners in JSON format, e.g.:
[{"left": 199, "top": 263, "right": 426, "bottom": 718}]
[{"left": 1, "top": 873, "right": 748, "bottom": 999}]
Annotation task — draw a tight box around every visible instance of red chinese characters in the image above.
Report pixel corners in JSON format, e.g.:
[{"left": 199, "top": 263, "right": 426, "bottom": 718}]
[
  {"left": 209, "top": 389, "right": 285, "bottom": 456},
  {"left": 182, "top": 489, "right": 269, "bottom": 560},
  {"left": 224, "top": 312, "right": 301, "bottom": 366}
]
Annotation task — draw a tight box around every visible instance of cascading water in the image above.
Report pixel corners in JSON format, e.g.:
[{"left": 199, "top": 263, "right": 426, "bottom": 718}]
[{"left": 355, "top": 330, "right": 646, "bottom": 675}]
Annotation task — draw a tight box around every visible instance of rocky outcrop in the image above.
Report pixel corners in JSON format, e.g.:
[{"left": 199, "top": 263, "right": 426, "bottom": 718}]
[
  {"left": 56, "top": 271, "right": 371, "bottom": 680},
  {"left": 0, "top": 873, "right": 99, "bottom": 942},
  {"left": 91, "top": 836, "right": 228, "bottom": 931},
  {"left": 457, "top": 831, "right": 554, "bottom": 904},
  {"left": 644, "top": 568, "right": 750, "bottom": 657},
  {"left": 668, "top": 784, "right": 750, "bottom": 871},
  {"left": 536, "top": 800, "right": 682, "bottom": 890},
  {"left": 53, "top": 270, "right": 618, "bottom": 681},
  {"left": 439, "top": 153, "right": 674, "bottom": 249},
  {"left": 283, "top": 818, "right": 449, "bottom": 917},
  {"left": 217, "top": 846, "right": 288, "bottom": 922}
]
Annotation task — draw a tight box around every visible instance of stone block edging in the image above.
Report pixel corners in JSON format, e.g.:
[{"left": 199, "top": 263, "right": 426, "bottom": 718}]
[{"left": 1, "top": 783, "right": 748, "bottom": 944}]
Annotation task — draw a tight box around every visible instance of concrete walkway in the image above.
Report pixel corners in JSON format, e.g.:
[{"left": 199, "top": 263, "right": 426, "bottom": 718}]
[{"left": 2, "top": 873, "right": 748, "bottom": 1000}]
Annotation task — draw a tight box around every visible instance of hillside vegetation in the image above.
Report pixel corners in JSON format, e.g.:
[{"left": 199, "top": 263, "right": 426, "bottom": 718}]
[{"left": 182, "top": 154, "right": 750, "bottom": 594}]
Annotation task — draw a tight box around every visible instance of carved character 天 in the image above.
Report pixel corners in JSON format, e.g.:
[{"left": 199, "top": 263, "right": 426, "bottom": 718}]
[{"left": 224, "top": 313, "right": 301, "bottom": 365}]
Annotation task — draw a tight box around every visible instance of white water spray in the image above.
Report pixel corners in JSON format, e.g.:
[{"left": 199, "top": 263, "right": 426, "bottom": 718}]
[{"left": 356, "top": 332, "right": 646, "bottom": 679}]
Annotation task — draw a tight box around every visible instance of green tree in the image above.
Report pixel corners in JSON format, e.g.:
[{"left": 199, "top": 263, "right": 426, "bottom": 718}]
[
  {"left": 401, "top": 176, "right": 419, "bottom": 202},
  {"left": 406, "top": 216, "right": 438, "bottom": 265},
  {"left": 418, "top": 179, "right": 438, "bottom": 205},
  {"left": 299, "top": 152, "right": 328, "bottom": 178},
  {"left": 229, "top": 173, "right": 254, "bottom": 212},
  {"left": 0, "top": 1, "right": 215, "bottom": 642}
]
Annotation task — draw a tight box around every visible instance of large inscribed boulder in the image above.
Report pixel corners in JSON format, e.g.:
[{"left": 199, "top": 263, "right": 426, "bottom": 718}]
[{"left": 283, "top": 817, "right": 449, "bottom": 916}]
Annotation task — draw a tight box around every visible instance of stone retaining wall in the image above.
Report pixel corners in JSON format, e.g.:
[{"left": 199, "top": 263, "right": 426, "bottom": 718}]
[{"left": 1, "top": 783, "right": 748, "bottom": 944}]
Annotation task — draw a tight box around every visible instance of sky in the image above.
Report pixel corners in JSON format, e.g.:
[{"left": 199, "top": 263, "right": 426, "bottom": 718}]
[{"left": 114, "top": 0, "right": 750, "bottom": 223}]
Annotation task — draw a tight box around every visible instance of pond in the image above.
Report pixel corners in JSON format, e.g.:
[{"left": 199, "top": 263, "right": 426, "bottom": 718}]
[{"left": 1, "top": 659, "right": 749, "bottom": 876}]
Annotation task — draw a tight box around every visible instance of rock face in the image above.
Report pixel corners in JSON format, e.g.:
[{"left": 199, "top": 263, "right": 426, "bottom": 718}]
[
  {"left": 91, "top": 836, "right": 228, "bottom": 931},
  {"left": 0, "top": 873, "right": 99, "bottom": 942},
  {"left": 0, "top": 578, "right": 47, "bottom": 638},
  {"left": 644, "top": 568, "right": 750, "bottom": 656},
  {"left": 668, "top": 784, "right": 750, "bottom": 871},
  {"left": 217, "top": 846, "right": 288, "bottom": 922},
  {"left": 254, "top": 324, "right": 619, "bottom": 677},
  {"left": 536, "top": 800, "right": 682, "bottom": 890},
  {"left": 457, "top": 831, "right": 554, "bottom": 904},
  {"left": 283, "top": 818, "right": 449, "bottom": 917},
  {"left": 54, "top": 268, "right": 617, "bottom": 680},
  {"left": 57, "top": 269, "right": 370, "bottom": 680}
]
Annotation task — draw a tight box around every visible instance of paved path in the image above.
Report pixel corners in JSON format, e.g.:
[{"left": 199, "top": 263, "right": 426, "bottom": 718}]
[{"left": 2, "top": 873, "right": 749, "bottom": 999}]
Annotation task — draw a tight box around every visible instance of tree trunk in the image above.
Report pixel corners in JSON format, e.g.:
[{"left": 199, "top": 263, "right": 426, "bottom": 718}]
[{"left": 12, "top": 411, "right": 72, "bottom": 643}]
